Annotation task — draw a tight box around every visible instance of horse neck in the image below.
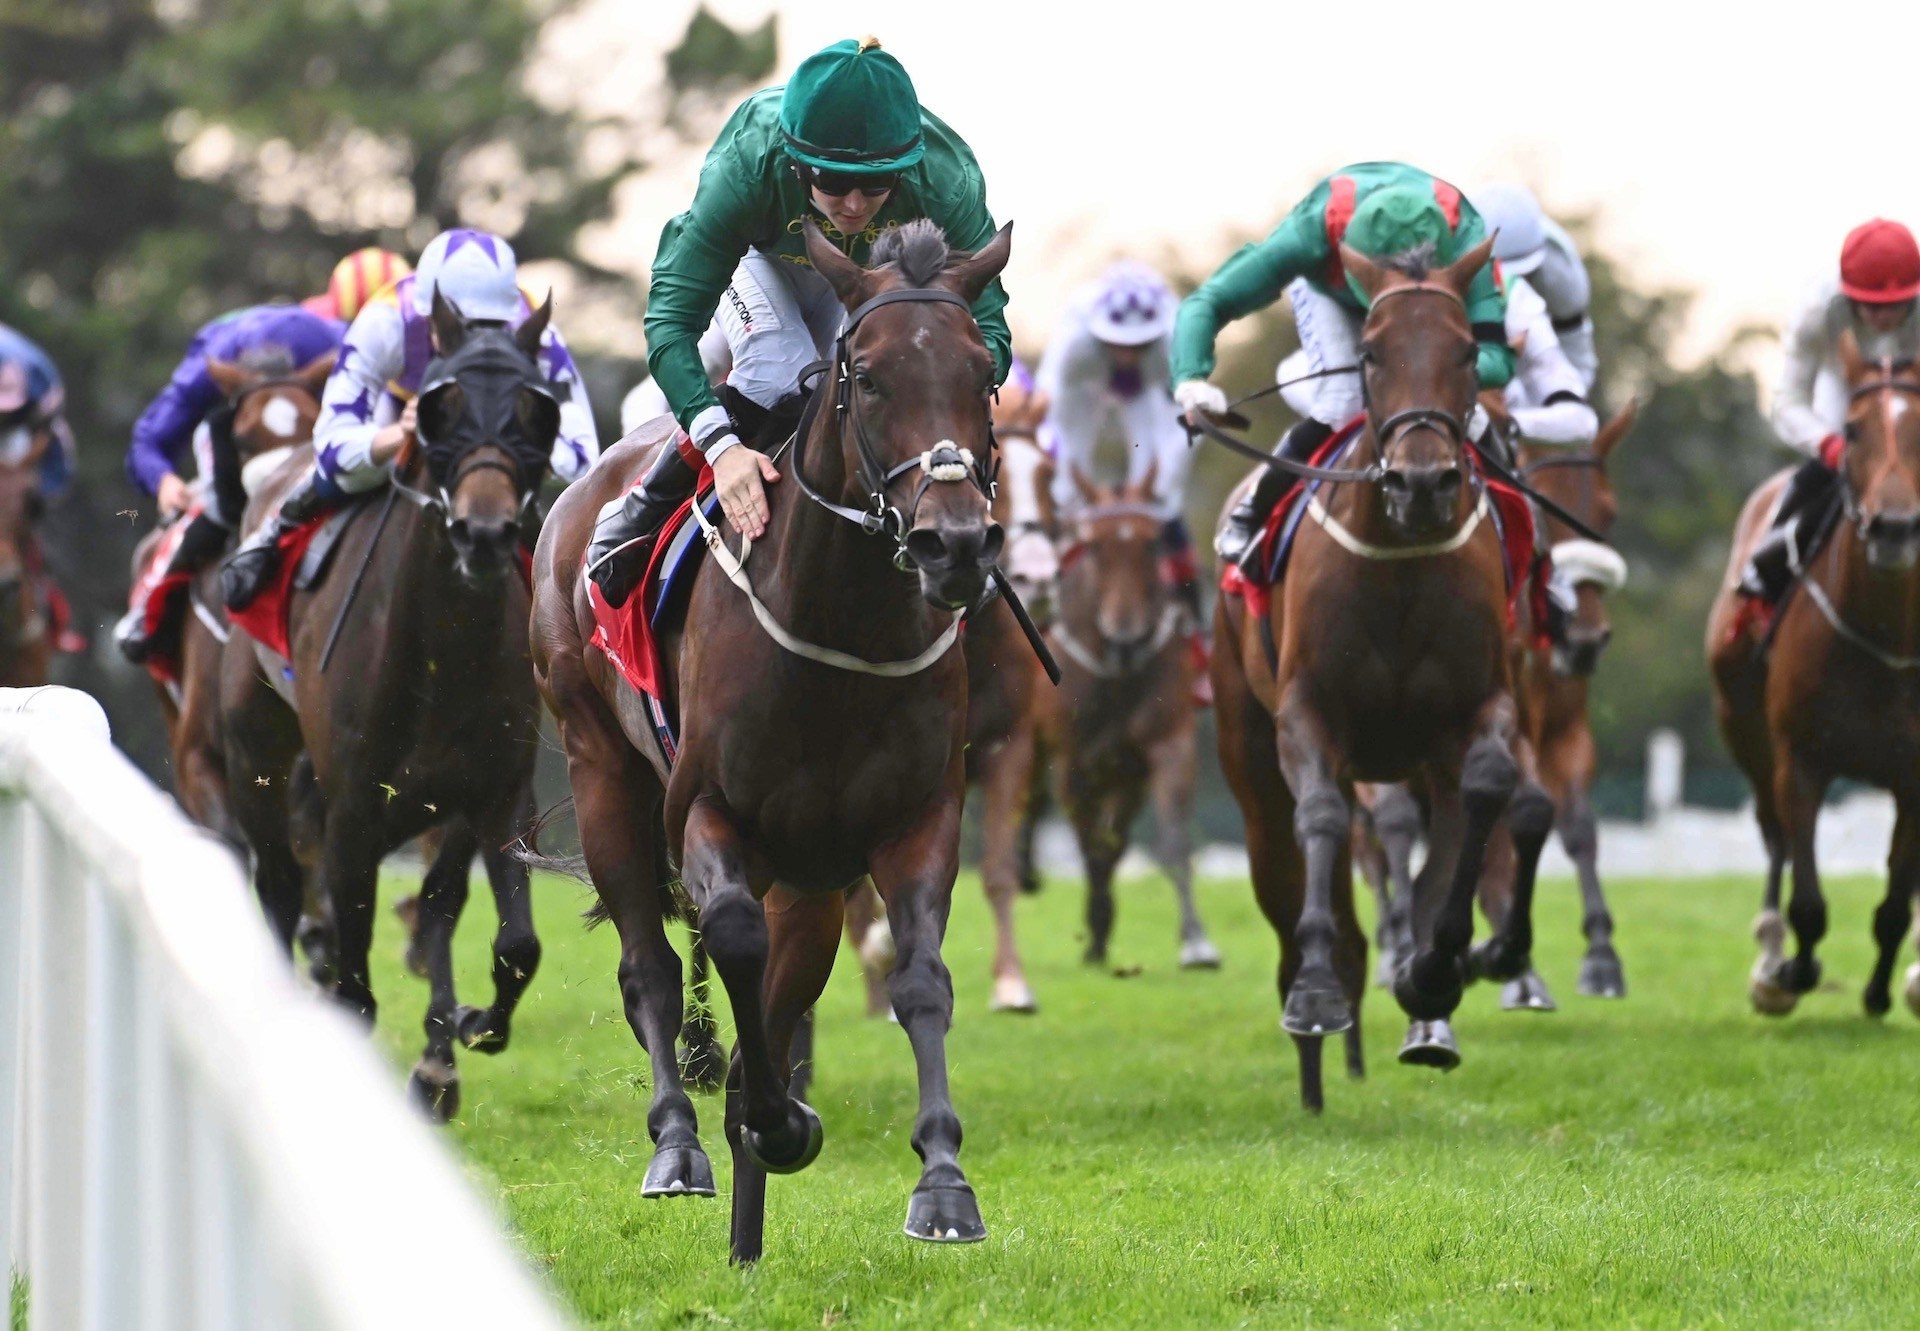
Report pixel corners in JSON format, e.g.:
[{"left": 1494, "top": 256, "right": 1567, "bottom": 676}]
[
  {"left": 1826, "top": 519, "right": 1920, "bottom": 659},
  {"left": 386, "top": 493, "right": 516, "bottom": 673}
]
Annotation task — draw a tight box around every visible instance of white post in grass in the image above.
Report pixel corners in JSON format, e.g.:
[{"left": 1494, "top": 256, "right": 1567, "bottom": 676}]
[
  {"left": 1646, "top": 728, "right": 1685, "bottom": 823},
  {"left": 0, "top": 687, "right": 572, "bottom": 1330}
]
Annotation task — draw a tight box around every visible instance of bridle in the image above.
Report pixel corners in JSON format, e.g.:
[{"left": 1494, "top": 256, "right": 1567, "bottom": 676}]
[
  {"left": 790, "top": 285, "right": 996, "bottom": 571},
  {"left": 1051, "top": 500, "right": 1185, "bottom": 678},
  {"left": 1357, "top": 281, "right": 1475, "bottom": 458},
  {"left": 388, "top": 349, "right": 557, "bottom": 529},
  {"left": 1837, "top": 361, "right": 1920, "bottom": 535}
]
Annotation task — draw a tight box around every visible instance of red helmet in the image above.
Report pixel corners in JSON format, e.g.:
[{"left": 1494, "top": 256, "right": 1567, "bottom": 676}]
[{"left": 1840, "top": 219, "right": 1920, "bottom": 304}]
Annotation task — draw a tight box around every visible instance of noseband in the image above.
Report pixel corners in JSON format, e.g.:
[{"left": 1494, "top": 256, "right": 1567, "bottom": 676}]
[{"left": 791, "top": 286, "right": 995, "bottom": 570}]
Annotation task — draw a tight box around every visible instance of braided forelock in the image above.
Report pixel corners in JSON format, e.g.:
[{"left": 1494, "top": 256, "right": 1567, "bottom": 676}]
[
  {"left": 870, "top": 219, "right": 951, "bottom": 284},
  {"left": 236, "top": 345, "right": 295, "bottom": 377},
  {"left": 1379, "top": 240, "right": 1440, "bottom": 281}
]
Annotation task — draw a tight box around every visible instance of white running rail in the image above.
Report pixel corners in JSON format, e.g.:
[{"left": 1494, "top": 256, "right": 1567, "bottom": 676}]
[{"left": 0, "top": 687, "right": 570, "bottom": 1330}]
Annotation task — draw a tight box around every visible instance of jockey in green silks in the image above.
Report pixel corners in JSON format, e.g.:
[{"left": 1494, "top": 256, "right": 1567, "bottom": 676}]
[
  {"left": 1169, "top": 162, "right": 1514, "bottom": 571},
  {"left": 587, "top": 36, "right": 1012, "bottom": 607}
]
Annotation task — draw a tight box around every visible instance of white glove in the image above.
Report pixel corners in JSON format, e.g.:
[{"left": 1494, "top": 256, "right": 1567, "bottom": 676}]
[
  {"left": 1467, "top": 401, "right": 1490, "bottom": 443},
  {"left": 1174, "top": 380, "right": 1228, "bottom": 421}
]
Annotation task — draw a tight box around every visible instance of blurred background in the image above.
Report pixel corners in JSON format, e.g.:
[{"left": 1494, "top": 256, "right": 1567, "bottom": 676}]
[{"left": 6, "top": 0, "right": 1866, "bottom": 827}]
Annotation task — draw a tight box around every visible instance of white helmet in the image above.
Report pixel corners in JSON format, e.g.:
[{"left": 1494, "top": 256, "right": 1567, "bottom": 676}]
[
  {"left": 1086, "top": 261, "right": 1175, "bottom": 346},
  {"left": 1470, "top": 183, "right": 1548, "bottom": 278},
  {"left": 412, "top": 228, "right": 521, "bottom": 322}
]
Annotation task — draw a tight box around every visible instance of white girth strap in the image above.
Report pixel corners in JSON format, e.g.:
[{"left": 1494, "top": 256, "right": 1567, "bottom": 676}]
[
  {"left": 1306, "top": 491, "right": 1490, "bottom": 561},
  {"left": 689, "top": 498, "right": 963, "bottom": 677}
]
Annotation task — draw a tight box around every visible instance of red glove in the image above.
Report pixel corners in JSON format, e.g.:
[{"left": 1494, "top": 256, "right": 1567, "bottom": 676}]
[{"left": 1818, "top": 433, "right": 1845, "bottom": 469}]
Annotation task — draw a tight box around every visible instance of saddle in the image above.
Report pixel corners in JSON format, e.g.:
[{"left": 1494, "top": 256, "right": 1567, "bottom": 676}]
[
  {"left": 228, "top": 496, "right": 373, "bottom": 659},
  {"left": 586, "top": 435, "right": 717, "bottom": 780}
]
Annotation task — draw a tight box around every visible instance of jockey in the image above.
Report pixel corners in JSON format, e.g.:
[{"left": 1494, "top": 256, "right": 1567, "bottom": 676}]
[
  {"left": 0, "top": 322, "right": 76, "bottom": 501},
  {"left": 1742, "top": 218, "right": 1920, "bottom": 604},
  {"left": 1038, "top": 261, "right": 1207, "bottom": 623},
  {"left": 1495, "top": 277, "right": 1597, "bottom": 454},
  {"left": 113, "top": 302, "right": 344, "bottom": 662},
  {"left": 1169, "top": 162, "right": 1514, "bottom": 571},
  {"left": 1469, "top": 183, "right": 1598, "bottom": 391},
  {"left": 586, "top": 36, "right": 1013, "bottom": 607},
  {"left": 301, "top": 246, "right": 412, "bottom": 324},
  {"left": 220, "top": 228, "right": 601, "bottom": 611}
]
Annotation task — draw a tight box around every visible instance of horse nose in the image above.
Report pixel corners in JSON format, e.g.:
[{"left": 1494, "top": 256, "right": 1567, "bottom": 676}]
[
  {"left": 450, "top": 514, "right": 518, "bottom": 567},
  {"left": 1381, "top": 463, "right": 1462, "bottom": 505},
  {"left": 904, "top": 520, "right": 1004, "bottom": 573},
  {"left": 1866, "top": 507, "right": 1920, "bottom": 539}
]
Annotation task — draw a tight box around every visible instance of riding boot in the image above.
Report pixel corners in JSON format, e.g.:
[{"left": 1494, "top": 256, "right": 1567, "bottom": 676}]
[
  {"left": 585, "top": 441, "right": 700, "bottom": 608},
  {"left": 220, "top": 466, "right": 344, "bottom": 612},
  {"left": 1216, "top": 418, "right": 1334, "bottom": 573},
  {"left": 113, "top": 511, "right": 230, "bottom": 665},
  {"left": 1739, "top": 459, "right": 1838, "bottom": 603}
]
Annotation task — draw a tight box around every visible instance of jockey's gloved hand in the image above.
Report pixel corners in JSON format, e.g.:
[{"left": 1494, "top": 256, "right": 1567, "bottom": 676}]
[
  {"left": 712, "top": 444, "right": 781, "bottom": 541},
  {"left": 1818, "top": 433, "right": 1845, "bottom": 469},
  {"left": 1174, "top": 380, "right": 1228, "bottom": 428},
  {"left": 1467, "top": 401, "right": 1491, "bottom": 445}
]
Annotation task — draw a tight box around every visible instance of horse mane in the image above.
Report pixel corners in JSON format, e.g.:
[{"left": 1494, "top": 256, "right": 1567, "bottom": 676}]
[
  {"left": 871, "top": 219, "right": 951, "bottom": 283},
  {"left": 1378, "top": 240, "right": 1440, "bottom": 282},
  {"left": 235, "top": 344, "right": 295, "bottom": 376}
]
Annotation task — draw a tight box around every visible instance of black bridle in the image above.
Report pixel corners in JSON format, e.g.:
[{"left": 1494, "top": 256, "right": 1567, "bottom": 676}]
[{"left": 389, "top": 332, "right": 559, "bottom": 528}]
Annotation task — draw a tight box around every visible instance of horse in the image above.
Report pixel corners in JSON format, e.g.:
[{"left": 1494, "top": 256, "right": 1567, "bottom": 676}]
[
  {"left": 1708, "top": 338, "right": 1920, "bottom": 1020},
  {"left": 221, "top": 294, "right": 553, "bottom": 1120},
  {"left": 1211, "top": 236, "right": 1555, "bottom": 1112},
  {"left": 130, "top": 350, "right": 334, "bottom": 849},
  {"left": 0, "top": 431, "right": 53, "bottom": 688},
  {"left": 1051, "top": 464, "right": 1219, "bottom": 970},
  {"left": 530, "top": 217, "right": 1012, "bottom": 1264}
]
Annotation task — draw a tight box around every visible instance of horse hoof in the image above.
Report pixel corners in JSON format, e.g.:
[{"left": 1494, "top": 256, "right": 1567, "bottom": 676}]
[
  {"left": 454, "top": 1005, "right": 507, "bottom": 1054},
  {"left": 1179, "top": 936, "right": 1223, "bottom": 970},
  {"left": 859, "top": 918, "right": 896, "bottom": 974},
  {"left": 1393, "top": 955, "right": 1464, "bottom": 1022},
  {"left": 296, "top": 915, "right": 337, "bottom": 988},
  {"left": 989, "top": 976, "right": 1038, "bottom": 1013},
  {"left": 407, "top": 1059, "right": 460, "bottom": 1124},
  {"left": 1082, "top": 946, "right": 1109, "bottom": 968},
  {"left": 642, "top": 1144, "right": 716, "bottom": 1198},
  {"left": 1905, "top": 962, "right": 1920, "bottom": 1019},
  {"left": 679, "top": 1036, "right": 727, "bottom": 1092},
  {"left": 741, "top": 1100, "right": 823, "bottom": 1175},
  {"left": 1281, "top": 976, "right": 1353, "bottom": 1037},
  {"left": 1469, "top": 938, "right": 1530, "bottom": 984},
  {"left": 1864, "top": 984, "right": 1892, "bottom": 1019},
  {"left": 904, "top": 1185, "right": 987, "bottom": 1243},
  {"left": 1500, "top": 970, "right": 1557, "bottom": 1013},
  {"left": 1752, "top": 910, "right": 1787, "bottom": 951},
  {"left": 1576, "top": 951, "right": 1627, "bottom": 999},
  {"left": 1748, "top": 959, "right": 1799, "bottom": 1016},
  {"left": 1397, "top": 1019, "right": 1460, "bottom": 1070}
]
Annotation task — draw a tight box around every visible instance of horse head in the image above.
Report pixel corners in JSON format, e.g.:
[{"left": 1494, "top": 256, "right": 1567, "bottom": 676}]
[
  {"left": 1340, "top": 236, "right": 1494, "bottom": 538},
  {"left": 1837, "top": 332, "right": 1920, "bottom": 572},
  {"left": 803, "top": 217, "right": 1012, "bottom": 611},
  {"left": 416, "top": 290, "right": 560, "bottom": 583},
  {"left": 206, "top": 349, "right": 335, "bottom": 462},
  {"left": 1526, "top": 400, "right": 1635, "bottom": 676},
  {"left": 1066, "top": 462, "right": 1167, "bottom": 664}
]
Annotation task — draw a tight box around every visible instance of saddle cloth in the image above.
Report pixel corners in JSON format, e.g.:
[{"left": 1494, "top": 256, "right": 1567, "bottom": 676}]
[
  {"left": 228, "top": 500, "right": 368, "bottom": 660},
  {"left": 1220, "top": 416, "right": 1540, "bottom": 629},
  {"left": 585, "top": 436, "right": 717, "bottom": 780},
  {"left": 127, "top": 510, "right": 201, "bottom": 685}
]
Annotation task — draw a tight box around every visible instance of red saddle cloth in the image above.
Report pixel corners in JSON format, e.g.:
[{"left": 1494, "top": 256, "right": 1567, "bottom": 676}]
[
  {"left": 1219, "top": 418, "right": 1540, "bottom": 628},
  {"left": 126, "top": 510, "right": 205, "bottom": 685}
]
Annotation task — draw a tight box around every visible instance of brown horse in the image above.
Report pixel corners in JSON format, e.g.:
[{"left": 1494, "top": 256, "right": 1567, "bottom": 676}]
[
  {"left": 1212, "top": 237, "right": 1555, "bottom": 1112},
  {"left": 531, "top": 219, "right": 1011, "bottom": 1264},
  {"left": 1708, "top": 339, "right": 1920, "bottom": 1019},
  {"left": 222, "top": 297, "right": 552, "bottom": 1119},
  {"left": 131, "top": 351, "right": 334, "bottom": 847},
  {"left": 0, "top": 433, "right": 53, "bottom": 688},
  {"left": 1052, "top": 465, "right": 1218, "bottom": 970}
]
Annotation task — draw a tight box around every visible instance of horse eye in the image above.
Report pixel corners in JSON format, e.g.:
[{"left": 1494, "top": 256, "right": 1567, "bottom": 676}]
[{"left": 854, "top": 368, "right": 877, "bottom": 394}]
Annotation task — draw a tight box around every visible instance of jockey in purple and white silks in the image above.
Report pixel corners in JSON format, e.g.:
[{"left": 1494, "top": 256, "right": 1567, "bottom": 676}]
[
  {"left": 1470, "top": 183, "right": 1598, "bottom": 393},
  {"left": 220, "top": 228, "right": 600, "bottom": 611}
]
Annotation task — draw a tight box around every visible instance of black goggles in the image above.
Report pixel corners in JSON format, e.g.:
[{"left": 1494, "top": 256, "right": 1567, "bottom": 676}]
[{"left": 801, "top": 166, "right": 896, "bottom": 199}]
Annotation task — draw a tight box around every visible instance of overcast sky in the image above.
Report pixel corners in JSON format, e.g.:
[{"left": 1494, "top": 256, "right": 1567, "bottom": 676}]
[{"left": 556, "top": 0, "right": 1917, "bottom": 376}]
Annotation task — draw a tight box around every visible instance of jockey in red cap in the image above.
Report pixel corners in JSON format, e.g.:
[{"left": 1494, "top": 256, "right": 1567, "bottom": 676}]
[{"left": 1742, "top": 219, "right": 1920, "bottom": 606}]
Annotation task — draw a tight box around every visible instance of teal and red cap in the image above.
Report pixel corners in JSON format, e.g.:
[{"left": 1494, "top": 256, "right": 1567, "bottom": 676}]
[
  {"left": 1841, "top": 219, "right": 1920, "bottom": 304},
  {"left": 779, "top": 37, "right": 925, "bottom": 176}
]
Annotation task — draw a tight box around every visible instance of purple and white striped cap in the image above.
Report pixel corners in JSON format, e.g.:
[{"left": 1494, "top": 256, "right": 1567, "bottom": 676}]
[{"left": 412, "top": 229, "right": 520, "bottom": 322}]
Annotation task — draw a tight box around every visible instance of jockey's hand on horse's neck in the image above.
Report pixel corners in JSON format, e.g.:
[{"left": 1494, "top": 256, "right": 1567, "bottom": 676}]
[{"left": 370, "top": 399, "right": 418, "bottom": 468}]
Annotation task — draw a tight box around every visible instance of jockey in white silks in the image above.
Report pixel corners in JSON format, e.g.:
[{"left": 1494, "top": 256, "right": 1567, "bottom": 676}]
[{"left": 1470, "top": 183, "right": 1599, "bottom": 392}]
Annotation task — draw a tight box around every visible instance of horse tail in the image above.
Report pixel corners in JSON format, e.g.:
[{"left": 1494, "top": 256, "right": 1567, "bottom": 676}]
[{"left": 507, "top": 793, "right": 596, "bottom": 901}]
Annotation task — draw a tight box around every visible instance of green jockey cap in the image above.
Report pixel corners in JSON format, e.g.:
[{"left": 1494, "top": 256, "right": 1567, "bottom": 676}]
[
  {"left": 1341, "top": 185, "right": 1451, "bottom": 302},
  {"left": 779, "top": 37, "right": 926, "bottom": 176}
]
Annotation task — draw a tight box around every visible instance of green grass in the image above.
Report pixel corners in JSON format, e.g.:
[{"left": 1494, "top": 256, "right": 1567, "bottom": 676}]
[{"left": 368, "top": 867, "right": 1920, "bottom": 1329}]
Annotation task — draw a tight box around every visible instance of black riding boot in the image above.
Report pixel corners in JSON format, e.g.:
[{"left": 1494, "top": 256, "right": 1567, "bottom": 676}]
[
  {"left": 585, "top": 441, "right": 700, "bottom": 608},
  {"left": 220, "top": 466, "right": 344, "bottom": 612},
  {"left": 113, "top": 511, "right": 231, "bottom": 664},
  {"left": 1216, "top": 418, "right": 1334, "bottom": 573},
  {"left": 1739, "top": 459, "right": 1838, "bottom": 602}
]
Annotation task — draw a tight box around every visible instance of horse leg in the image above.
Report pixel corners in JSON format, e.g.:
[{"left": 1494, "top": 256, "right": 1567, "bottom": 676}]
[
  {"left": 407, "top": 821, "right": 480, "bottom": 1123},
  {"left": 1353, "top": 803, "right": 1395, "bottom": 986},
  {"left": 872, "top": 801, "right": 985, "bottom": 1244},
  {"left": 680, "top": 931, "right": 727, "bottom": 1090},
  {"left": 1371, "top": 785, "right": 1421, "bottom": 985},
  {"left": 1864, "top": 797, "right": 1920, "bottom": 1017},
  {"left": 1149, "top": 730, "right": 1219, "bottom": 969},
  {"left": 1472, "top": 741, "right": 1557, "bottom": 1012},
  {"left": 1557, "top": 787, "right": 1622, "bottom": 997},
  {"left": 724, "top": 887, "right": 843, "bottom": 1264},
  {"left": 315, "top": 802, "right": 387, "bottom": 1025},
  {"left": 1395, "top": 702, "right": 1521, "bottom": 1068},
  {"left": 455, "top": 799, "right": 543, "bottom": 1055},
  {"left": 841, "top": 880, "right": 894, "bottom": 1019},
  {"left": 979, "top": 729, "right": 1040, "bottom": 1011},
  {"left": 1766, "top": 755, "right": 1830, "bottom": 1004},
  {"left": 1271, "top": 693, "right": 1354, "bottom": 1040},
  {"left": 1070, "top": 790, "right": 1121, "bottom": 967}
]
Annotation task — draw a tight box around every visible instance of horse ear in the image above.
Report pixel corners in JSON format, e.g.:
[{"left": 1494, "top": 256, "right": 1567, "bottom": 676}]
[
  {"left": 516, "top": 290, "right": 554, "bottom": 362},
  {"left": 1594, "top": 397, "right": 1639, "bottom": 461},
  {"left": 1339, "top": 244, "right": 1389, "bottom": 301},
  {"left": 430, "top": 288, "right": 469, "bottom": 353},
  {"left": 1133, "top": 456, "right": 1159, "bottom": 502},
  {"left": 205, "top": 357, "right": 250, "bottom": 398},
  {"left": 1070, "top": 463, "right": 1101, "bottom": 506},
  {"left": 292, "top": 351, "right": 338, "bottom": 396},
  {"left": 1838, "top": 328, "right": 1866, "bottom": 385},
  {"left": 1439, "top": 234, "right": 1498, "bottom": 298},
  {"left": 803, "top": 219, "right": 867, "bottom": 308},
  {"left": 945, "top": 222, "right": 1014, "bottom": 304}
]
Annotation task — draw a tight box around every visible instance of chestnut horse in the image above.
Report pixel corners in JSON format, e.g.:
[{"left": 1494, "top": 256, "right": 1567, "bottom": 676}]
[
  {"left": 1708, "top": 340, "right": 1920, "bottom": 1019},
  {"left": 222, "top": 296, "right": 553, "bottom": 1119},
  {"left": 0, "top": 434, "right": 53, "bottom": 688},
  {"left": 1052, "top": 466, "right": 1218, "bottom": 970},
  {"left": 532, "top": 219, "right": 1012, "bottom": 1263},
  {"left": 1212, "top": 237, "right": 1554, "bottom": 1112}
]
